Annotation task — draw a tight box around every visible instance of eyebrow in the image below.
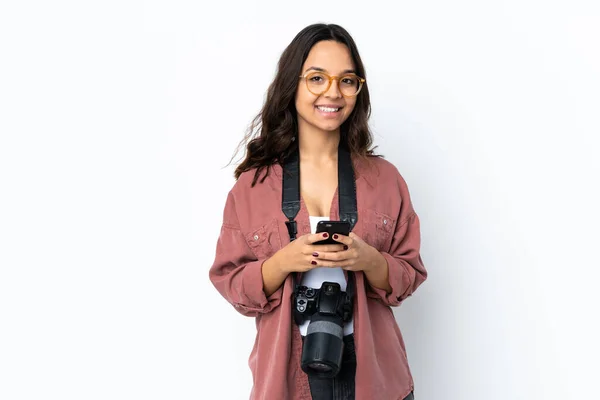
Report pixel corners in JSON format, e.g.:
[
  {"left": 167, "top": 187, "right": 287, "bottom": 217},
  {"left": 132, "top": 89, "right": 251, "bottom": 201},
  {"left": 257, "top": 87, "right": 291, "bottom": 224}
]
[{"left": 304, "top": 66, "right": 357, "bottom": 75}]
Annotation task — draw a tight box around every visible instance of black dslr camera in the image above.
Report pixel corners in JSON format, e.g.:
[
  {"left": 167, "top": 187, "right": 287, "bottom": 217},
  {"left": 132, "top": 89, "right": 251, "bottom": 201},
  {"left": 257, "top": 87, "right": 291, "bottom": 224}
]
[{"left": 293, "top": 281, "right": 353, "bottom": 378}]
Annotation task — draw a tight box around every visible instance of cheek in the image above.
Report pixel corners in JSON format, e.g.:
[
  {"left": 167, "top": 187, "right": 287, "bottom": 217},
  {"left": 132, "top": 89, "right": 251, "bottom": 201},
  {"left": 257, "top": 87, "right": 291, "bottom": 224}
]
[
  {"left": 343, "top": 102, "right": 357, "bottom": 119},
  {"left": 297, "top": 93, "right": 320, "bottom": 118}
]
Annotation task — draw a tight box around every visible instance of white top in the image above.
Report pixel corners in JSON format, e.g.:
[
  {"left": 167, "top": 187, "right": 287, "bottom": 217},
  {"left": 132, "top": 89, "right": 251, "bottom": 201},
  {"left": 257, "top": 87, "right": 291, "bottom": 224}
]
[{"left": 298, "top": 216, "right": 354, "bottom": 336}]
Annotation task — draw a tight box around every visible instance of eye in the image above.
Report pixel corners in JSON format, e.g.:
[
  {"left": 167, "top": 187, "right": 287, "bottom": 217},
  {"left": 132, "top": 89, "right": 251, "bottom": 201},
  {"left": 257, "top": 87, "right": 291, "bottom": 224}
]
[
  {"left": 306, "top": 72, "right": 328, "bottom": 85},
  {"left": 341, "top": 76, "right": 358, "bottom": 86}
]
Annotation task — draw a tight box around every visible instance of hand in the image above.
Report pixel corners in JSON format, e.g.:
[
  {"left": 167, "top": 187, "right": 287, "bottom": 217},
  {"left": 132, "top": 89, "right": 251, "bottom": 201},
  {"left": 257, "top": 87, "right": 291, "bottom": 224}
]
[
  {"left": 312, "top": 232, "right": 386, "bottom": 272},
  {"left": 272, "top": 232, "right": 346, "bottom": 274}
]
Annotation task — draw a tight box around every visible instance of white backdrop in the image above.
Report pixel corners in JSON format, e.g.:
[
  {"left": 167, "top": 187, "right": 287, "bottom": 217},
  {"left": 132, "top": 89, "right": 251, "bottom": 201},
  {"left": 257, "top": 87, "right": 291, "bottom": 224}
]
[{"left": 1, "top": 1, "right": 599, "bottom": 399}]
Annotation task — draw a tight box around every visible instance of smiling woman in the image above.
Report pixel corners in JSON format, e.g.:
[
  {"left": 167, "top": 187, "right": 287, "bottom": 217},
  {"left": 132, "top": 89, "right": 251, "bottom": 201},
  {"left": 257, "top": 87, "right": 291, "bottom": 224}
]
[
  {"left": 229, "top": 24, "right": 375, "bottom": 187},
  {"left": 295, "top": 41, "right": 362, "bottom": 133},
  {"left": 209, "top": 23, "right": 425, "bottom": 400}
]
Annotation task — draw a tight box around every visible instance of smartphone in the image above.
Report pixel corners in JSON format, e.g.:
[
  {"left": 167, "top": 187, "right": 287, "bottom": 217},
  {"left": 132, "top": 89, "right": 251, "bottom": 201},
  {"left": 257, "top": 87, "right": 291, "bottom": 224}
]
[{"left": 314, "top": 220, "right": 351, "bottom": 245}]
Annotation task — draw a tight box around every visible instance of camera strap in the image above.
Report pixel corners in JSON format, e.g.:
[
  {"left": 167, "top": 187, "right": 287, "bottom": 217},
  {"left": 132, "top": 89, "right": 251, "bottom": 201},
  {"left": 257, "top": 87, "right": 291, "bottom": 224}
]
[{"left": 282, "top": 144, "right": 357, "bottom": 301}]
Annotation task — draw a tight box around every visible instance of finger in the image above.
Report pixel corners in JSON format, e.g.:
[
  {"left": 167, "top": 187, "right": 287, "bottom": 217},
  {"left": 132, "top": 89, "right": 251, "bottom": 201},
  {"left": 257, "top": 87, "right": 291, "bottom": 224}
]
[
  {"left": 330, "top": 233, "right": 349, "bottom": 243},
  {"left": 312, "top": 251, "right": 349, "bottom": 262},
  {"left": 341, "top": 259, "right": 359, "bottom": 270},
  {"left": 348, "top": 232, "right": 363, "bottom": 242},
  {"left": 305, "top": 244, "right": 346, "bottom": 254},
  {"left": 312, "top": 258, "right": 353, "bottom": 268},
  {"left": 331, "top": 233, "right": 354, "bottom": 247},
  {"left": 306, "top": 232, "right": 331, "bottom": 244}
]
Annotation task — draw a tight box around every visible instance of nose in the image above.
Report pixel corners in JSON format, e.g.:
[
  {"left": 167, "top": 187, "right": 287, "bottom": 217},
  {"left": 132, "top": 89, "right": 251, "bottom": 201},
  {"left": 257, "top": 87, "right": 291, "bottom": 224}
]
[{"left": 324, "top": 77, "right": 342, "bottom": 98}]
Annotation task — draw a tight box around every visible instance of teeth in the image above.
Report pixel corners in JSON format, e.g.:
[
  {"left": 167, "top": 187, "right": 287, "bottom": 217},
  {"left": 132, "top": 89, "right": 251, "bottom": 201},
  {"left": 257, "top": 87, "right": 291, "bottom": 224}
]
[{"left": 317, "top": 106, "right": 339, "bottom": 112}]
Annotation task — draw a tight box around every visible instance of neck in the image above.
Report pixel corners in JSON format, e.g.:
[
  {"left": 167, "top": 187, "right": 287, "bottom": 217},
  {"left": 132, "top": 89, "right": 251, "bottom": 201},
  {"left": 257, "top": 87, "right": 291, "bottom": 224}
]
[{"left": 297, "top": 126, "right": 340, "bottom": 164}]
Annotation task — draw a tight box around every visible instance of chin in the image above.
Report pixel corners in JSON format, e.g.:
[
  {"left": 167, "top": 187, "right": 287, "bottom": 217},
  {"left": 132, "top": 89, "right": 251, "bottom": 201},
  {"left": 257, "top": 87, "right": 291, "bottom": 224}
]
[
  {"left": 318, "top": 126, "right": 341, "bottom": 134},
  {"left": 314, "top": 121, "right": 342, "bottom": 132},
  {"left": 298, "top": 112, "right": 344, "bottom": 133}
]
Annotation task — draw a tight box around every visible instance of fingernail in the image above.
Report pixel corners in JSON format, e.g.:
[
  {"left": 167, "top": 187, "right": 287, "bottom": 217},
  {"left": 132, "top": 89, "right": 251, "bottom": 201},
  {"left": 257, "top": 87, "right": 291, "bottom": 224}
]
[
  {"left": 322, "top": 233, "right": 328, "bottom": 238},
  {"left": 343, "top": 245, "right": 348, "bottom": 250},
  {"left": 312, "top": 252, "right": 319, "bottom": 257},
  {"left": 333, "top": 234, "right": 339, "bottom": 239},
  {"left": 311, "top": 260, "right": 317, "bottom": 265}
]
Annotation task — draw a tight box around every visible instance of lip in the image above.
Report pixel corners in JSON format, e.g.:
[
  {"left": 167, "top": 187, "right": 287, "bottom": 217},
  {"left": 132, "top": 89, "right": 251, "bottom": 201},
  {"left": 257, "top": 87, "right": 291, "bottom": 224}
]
[
  {"left": 315, "top": 104, "right": 344, "bottom": 109},
  {"left": 314, "top": 105, "right": 343, "bottom": 119}
]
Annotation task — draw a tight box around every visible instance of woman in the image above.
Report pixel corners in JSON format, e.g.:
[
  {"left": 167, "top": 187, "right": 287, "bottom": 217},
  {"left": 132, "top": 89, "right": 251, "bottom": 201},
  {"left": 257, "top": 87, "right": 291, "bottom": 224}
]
[{"left": 209, "top": 23, "right": 427, "bottom": 400}]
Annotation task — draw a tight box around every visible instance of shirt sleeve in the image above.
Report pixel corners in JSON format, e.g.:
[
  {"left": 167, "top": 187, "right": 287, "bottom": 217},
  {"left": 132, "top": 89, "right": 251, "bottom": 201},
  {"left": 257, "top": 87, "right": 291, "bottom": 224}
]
[
  {"left": 366, "top": 173, "right": 428, "bottom": 307},
  {"left": 208, "top": 191, "right": 283, "bottom": 317}
]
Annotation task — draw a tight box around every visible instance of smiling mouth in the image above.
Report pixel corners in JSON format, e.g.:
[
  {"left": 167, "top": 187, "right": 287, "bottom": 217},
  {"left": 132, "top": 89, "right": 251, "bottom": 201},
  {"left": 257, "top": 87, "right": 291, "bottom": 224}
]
[{"left": 315, "top": 105, "right": 343, "bottom": 113}]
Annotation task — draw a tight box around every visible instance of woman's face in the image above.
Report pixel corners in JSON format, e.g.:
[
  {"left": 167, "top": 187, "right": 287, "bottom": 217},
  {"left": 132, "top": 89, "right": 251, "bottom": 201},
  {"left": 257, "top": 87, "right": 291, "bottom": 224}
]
[{"left": 295, "top": 40, "right": 358, "bottom": 135}]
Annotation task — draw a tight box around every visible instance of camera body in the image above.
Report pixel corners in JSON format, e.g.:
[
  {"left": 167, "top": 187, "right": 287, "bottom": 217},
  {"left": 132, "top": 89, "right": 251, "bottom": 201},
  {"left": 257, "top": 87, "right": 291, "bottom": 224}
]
[
  {"left": 292, "top": 281, "right": 353, "bottom": 378},
  {"left": 293, "top": 282, "right": 352, "bottom": 325}
]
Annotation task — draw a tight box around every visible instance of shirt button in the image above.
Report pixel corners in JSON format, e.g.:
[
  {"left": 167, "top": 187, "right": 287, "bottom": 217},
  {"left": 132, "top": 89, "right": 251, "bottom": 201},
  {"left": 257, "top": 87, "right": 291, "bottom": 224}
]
[
  {"left": 253, "top": 234, "right": 259, "bottom": 241},
  {"left": 383, "top": 219, "right": 388, "bottom": 225}
]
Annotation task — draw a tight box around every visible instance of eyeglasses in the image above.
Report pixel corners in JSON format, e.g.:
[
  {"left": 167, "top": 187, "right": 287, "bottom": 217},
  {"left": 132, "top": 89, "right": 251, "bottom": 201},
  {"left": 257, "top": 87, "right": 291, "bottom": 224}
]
[{"left": 298, "top": 71, "right": 366, "bottom": 97}]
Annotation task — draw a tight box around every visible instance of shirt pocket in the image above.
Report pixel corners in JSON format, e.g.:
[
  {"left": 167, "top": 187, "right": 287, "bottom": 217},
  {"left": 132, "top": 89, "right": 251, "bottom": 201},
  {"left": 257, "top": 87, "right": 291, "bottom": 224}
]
[
  {"left": 363, "top": 208, "right": 396, "bottom": 252},
  {"left": 244, "top": 218, "right": 282, "bottom": 260}
]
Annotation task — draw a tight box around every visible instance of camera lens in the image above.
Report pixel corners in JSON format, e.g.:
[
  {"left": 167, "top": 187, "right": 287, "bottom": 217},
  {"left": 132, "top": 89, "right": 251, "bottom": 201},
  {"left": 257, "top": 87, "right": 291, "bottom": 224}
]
[{"left": 301, "top": 313, "right": 344, "bottom": 378}]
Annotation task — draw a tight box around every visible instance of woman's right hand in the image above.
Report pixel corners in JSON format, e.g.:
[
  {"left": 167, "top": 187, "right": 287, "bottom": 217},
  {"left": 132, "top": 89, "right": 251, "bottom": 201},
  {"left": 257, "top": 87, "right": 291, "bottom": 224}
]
[{"left": 272, "top": 232, "right": 347, "bottom": 273}]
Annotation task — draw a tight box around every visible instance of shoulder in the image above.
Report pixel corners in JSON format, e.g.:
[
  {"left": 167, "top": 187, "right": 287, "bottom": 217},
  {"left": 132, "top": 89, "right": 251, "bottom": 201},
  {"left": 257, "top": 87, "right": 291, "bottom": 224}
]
[
  {"left": 225, "top": 164, "right": 282, "bottom": 229},
  {"left": 355, "top": 155, "right": 406, "bottom": 188},
  {"left": 367, "top": 155, "right": 400, "bottom": 175},
  {"left": 232, "top": 168, "right": 259, "bottom": 193},
  {"left": 230, "top": 164, "right": 281, "bottom": 196},
  {"left": 356, "top": 155, "right": 416, "bottom": 216}
]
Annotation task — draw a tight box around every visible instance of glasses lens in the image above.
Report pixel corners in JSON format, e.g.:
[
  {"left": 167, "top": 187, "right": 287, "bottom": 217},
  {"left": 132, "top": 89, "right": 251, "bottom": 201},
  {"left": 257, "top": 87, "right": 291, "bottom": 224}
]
[
  {"left": 339, "top": 75, "right": 361, "bottom": 97},
  {"left": 304, "top": 72, "right": 363, "bottom": 96},
  {"left": 306, "top": 72, "right": 329, "bottom": 95}
]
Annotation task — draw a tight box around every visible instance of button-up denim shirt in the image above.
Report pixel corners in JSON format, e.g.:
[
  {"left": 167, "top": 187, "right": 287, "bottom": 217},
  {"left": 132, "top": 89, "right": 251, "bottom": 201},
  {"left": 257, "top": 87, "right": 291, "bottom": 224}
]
[{"left": 209, "top": 155, "right": 427, "bottom": 400}]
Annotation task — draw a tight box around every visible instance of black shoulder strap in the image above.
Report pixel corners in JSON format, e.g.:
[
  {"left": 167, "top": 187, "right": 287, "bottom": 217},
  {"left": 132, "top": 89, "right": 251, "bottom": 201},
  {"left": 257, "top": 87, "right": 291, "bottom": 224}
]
[
  {"left": 338, "top": 146, "right": 358, "bottom": 230},
  {"left": 282, "top": 144, "right": 358, "bottom": 300},
  {"left": 282, "top": 149, "right": 300, "bottom": 241}
]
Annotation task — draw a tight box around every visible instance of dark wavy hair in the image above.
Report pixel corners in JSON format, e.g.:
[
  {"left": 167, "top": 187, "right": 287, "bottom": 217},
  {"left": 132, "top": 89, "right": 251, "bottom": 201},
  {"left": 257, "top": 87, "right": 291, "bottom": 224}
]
[{"left": 232, "top": 23, "right": 378, "bottom": 186}]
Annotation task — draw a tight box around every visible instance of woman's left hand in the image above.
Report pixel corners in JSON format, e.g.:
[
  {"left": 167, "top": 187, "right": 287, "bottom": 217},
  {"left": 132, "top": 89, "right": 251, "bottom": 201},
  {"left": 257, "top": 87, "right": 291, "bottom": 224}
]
[{"left": 311, "top": 232, "right": 385, "bottom": 272}]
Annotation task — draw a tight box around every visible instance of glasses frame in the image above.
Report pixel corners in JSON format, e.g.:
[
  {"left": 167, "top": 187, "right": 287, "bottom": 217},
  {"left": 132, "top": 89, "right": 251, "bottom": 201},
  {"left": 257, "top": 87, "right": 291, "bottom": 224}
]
[{"left": 298, "top": 71, "right": 366, "bottom": 98}]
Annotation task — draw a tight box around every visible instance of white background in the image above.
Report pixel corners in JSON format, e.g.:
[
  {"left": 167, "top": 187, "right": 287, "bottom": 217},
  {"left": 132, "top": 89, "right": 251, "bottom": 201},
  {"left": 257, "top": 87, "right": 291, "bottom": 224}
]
[{"left": 1, "top": 1, "right": 599, "bottom": 399}]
